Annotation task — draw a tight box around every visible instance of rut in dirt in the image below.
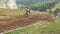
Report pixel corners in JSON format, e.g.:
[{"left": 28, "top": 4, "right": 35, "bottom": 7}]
[{"left": 0, "top": 14, "right": 54, "bottom": 33}]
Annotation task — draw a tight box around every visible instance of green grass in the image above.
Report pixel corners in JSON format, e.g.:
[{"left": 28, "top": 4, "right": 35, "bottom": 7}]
[{"left": 5, "top": 18, "right": 60, "bottom": 34}]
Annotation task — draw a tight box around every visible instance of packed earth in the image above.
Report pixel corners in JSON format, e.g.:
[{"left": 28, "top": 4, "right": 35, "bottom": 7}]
[{"left": 0, "top": 14, "right": 55, "bottom": 33}]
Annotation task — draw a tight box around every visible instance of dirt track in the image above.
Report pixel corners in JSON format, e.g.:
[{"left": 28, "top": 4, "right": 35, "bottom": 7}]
[{"left": 0, "top": 14, "right": 54, "bottom": 33}]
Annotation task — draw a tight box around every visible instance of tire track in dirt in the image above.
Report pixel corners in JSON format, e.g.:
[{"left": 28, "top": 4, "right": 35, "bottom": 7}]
[
  {"left": 0, "top": 14, "right": 54, "bottom": 33},
  {"left": 0, "top": 15, "right": 41, "bottom": 33}
]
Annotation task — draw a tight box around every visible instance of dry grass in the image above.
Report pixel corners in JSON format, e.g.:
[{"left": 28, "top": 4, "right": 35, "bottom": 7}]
[{"left": 0, "top": 9, "right": 25, "bottom": 16}]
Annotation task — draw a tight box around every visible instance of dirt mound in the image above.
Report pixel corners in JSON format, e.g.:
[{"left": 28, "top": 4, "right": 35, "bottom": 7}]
[{"left": 0, "top": 14, "right": 55, "bottom": 33}]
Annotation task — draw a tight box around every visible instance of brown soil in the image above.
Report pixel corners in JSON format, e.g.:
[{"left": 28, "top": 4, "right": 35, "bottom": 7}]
[{"left": 0, "top": 14, "right": 54, "bottom": 33}]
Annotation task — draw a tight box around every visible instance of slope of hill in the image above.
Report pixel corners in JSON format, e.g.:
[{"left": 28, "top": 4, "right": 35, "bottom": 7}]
[
  {"left": 51, "top": 2, "right": 60, "bottom": 11},
  {"left": 16, "top": 0, "right": 60, "bottom": 5},
  {"left": 16, "top": 0, "right": 46, "bottom": 4},
  {"left": 21, "top": 0, "right": 59, "bottom": 11}
]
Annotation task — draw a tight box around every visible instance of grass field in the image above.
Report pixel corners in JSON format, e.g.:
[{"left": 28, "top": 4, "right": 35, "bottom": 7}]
[
  {"left": 0, "top": 9, "right": 25, "bottom": 16},
  {"left": 5, "top": 17, "right": 60, "bottom": 34}
]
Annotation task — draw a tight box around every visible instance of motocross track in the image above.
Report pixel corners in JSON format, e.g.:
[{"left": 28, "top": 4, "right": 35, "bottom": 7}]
[{"left": 0, "top": 14, "right": 54, "bottom": 33}]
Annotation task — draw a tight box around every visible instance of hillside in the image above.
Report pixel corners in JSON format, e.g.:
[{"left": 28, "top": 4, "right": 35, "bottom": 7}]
[
  {"left": 16, "top": 0, "right": 60, "bottom": 5},
  {"left": 51, "top": 2, "right": 60, "bottom": 11},
  {"left": 21, "top": 0, "right": 58, "bottom": 11}
]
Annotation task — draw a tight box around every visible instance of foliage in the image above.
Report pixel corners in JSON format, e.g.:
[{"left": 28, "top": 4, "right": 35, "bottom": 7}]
[
  {"left": 16, "top": 0, "right": 60, "bottom": 4},
  {"left": 22, "top": 0, "right": 58, "bottom": 11}
]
